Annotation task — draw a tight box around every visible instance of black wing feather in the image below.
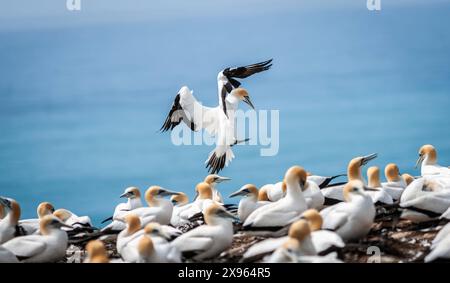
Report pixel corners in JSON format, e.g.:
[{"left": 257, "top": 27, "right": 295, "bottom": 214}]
[
  {"left": 205, "top": 152, "right": 227, "bottom": 174},
  {"left": 223, "top": 59, "right": 273, "bottom": 79}
]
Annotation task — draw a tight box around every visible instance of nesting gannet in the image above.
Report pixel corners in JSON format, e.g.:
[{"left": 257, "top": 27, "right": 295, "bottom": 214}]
[
  {"left": 136, "top": 223, "right": 181, "bottom": 263},
  {"left": 402, "top": 173, "right": 415, "bottom": 186},
  {"left": 203, "top": 174, "right": 231, "bottom": 202},
  {"left": 0, "top": 197, "right": 21, "bottom": 244},
  {"left": 259, "top": 181, "right": 286, "bottom": 202},
  {"left": 425, "top": 221, "right": 450, "bottom": 262},
  {"left": 54, "top": 208, "right": 93, "bottom": 229},
  {"left": 179, "top": 182, "right": 216, "bottom": 221},
  {"left": 117, "top": 214, "right": 145, "bottom": 263},
  {"left": 303, "top": 180, "right": 325, "bottom": 210},
  {"left": 381, "top": 163, "right": 407, "bottom": 200},
  {"left": 229, "top": 184, "right": 270, "bottom": 222},
  {"left": 18, "top": 202, "right": 55, "bottom": 235},
  {"left": 399, "top": 178, "right": 450, "bottom": 222},
  {"left": 416, "top": 144, "right": 450, "bottom": 176},
  {"left": 320, "top": 180, "right": 376, "bottom": 242},
  {"left": 321, "top": 153, "right": 377, "bottom": 204},
  {"left": 0, "top": 246, "right": 19, "bottom": 263},
  {"left": 170, "top": 192, "right": 191, "bottom": 226},
  {"left": 84, "top": 240, "right": 109, "bottom": 263},
  {"left": 170, "top": 203, "right": 238, "bottom": 260},
  {"left": 2, "top": 215, "right": 70, "bottom": 263},
  {"left": 243, "top": 166, "right": 308, "bottom": 229},
  {"left": 366, "top": 166, "right": 394, "bottom": 204}
]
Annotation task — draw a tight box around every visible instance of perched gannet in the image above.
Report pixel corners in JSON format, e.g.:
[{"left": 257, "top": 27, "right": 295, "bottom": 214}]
[
  {"left": 416, "top": 144, "right": 450, "bottom": 176},
  {"left": 0, "top": 197, "right": 21, "bottom": 244},
  {"left": 117, "top": 214, "right": 144, "bottom": 263},
  {"left": 366, "top": 166, "right": 394, "bottom": 204},
  {"left": 259, "top": 181, "right": 286, "bottom": 202},
  {"left": 303, "top": 180, "right": 325, "bottom": 210},
  {"left": 243, "top": 166, "right": 308, "bottom": 229},
  {"left": 171, "top": 204, "right": 238, "bottom": 260},
  {"left": 19, "top": 202, "right": 55, "bottom": 235},
  {"left": 54, "top": 208, "right": 93, "bottom": 229},
  {"left": 425, "top": 221, "right": 450, "bottom": 262},
  {"left": 400, "top": 178, "right": 450, "bottom": 222},
  {"left": 320, "top": 180, "right": 376, "bottom": 242},
  {"left": 402, "top": 173, "right": 415, "bottom": 186},
  {"left": 179, "top": 182, "right": 216, "bottom": 221},
  {"left": 258, "top": 186, "right": 270, "bottom": 201},
  {"left": 242, "top": 209, "right": 344, "bottom": 261},
  {"left": 0, "top": 246, "right": 19, "bottom": 263},
  {"left": 229, "top": 184, "right": 270, "bottom": 222},
  {"left": 84, "top": 240, "right": 109, "bottom": 263},
  {"left": 307, "top": 173, "right": 346, "bottom": 189},
  {"left": 170, "top": 192, "right": 191, "bottom": 226},
  {"left": 2, "top": 215, "right": 70, "bottom": 263},
  {"left": 137, "top": 223, "right": 181, "bottom": 263},
  {"left": 321, "top": 153, "right": 377, "bottom": 204},
  {"left": 144, "top": 222, "right": 182, "bottom": 242},
  {"left": 101, "top": 187, "right": 143, "bottom": 231},
  {"left": 203, "top": 174, "right": 231, "bottom": 202},
  {"left": 381, "top": 163, "right": 407, "bottom": 200}
]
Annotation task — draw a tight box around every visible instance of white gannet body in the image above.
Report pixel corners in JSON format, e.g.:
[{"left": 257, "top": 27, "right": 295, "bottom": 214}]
[
  {"left": 229, "top": 184, "right": 270, "bottom": 222},
  {"left": 179, "top": 182, "right": 217, "bottom": 221},
  {"left": 381, "top": 163, "right": 407, "bottom": 200},
  {"left": 137, "top": 223, "right": 181, "bottom": 263},
  {"left": 84, "top": 240, "right": 109, "bottom": 263},
  {"left": 320, "top": 180, "right": 376, "bottom": 242},
  {"left": 171, "top": 204, "right": 237, "bottom": 260},
  {"left": 18, "top": 202, "right": 55, "bottom": 235},
  {"left": 2, "top": 215, "right": 70, "bottom": 263},
  {"left": 321, "top": 153, "right": 377, "bottom": 204},
  {"left": 260, "top": 181, "right": 286, "bottom": 202},
  {"left": 170, "top": 193, "right": 192, "bottom": 226},
  {"left": 117, "top": 214, "right": 145, "bottom": 262},
  {"left": 0, "top": 245, "right": 19, "bottom": 263},
  {"left": 0, "top": 198, "right": 21, "bottom": 244},
  {"left": 366, "top": 166, "right": 394, "bottom": 204},
  {"left": 416, "top": 144, "right": 450, "bottom": 176},
  {"left": 426, "top": 221, "right": 450, "bottom": 262},
  {"left": 303, "top": 181, "right": 325, "bottom": 210},
  {"left": 203, "top": 174, "right": 231, "bottom": 203},
  {"left": 53, "top": 208, "right": 92, "bottom": 230},
  {"left": 102, "top": 187, "right": 143, "bottom": 232},
  {"left": 243, "top": 166, "right": 308, "bottom": 229}
]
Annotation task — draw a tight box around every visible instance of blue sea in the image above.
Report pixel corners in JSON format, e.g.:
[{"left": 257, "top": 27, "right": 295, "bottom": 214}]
[{"left": 1, "top": 1, "right": 449, "bottom": 225}]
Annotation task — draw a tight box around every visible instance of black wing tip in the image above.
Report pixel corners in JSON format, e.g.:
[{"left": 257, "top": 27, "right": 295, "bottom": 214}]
[
  {"left": 205, "top": 152, "right": 226, "bottom": 174},
  {"left": 101, "top": 216, "right": 113, "bottom": 224}
]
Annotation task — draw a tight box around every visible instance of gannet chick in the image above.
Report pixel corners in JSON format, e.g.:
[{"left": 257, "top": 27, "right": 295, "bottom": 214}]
[
  {"left": 170, "top": 204, "right": 238, "bottom": 260},
  {"left": 259, "top": 181, "right": 286, "bottom": 202},
  {"left": 229, "top": 184, "right": 270, "bottom": 222},
  {"left": 101, "top": 187, "right": 142, "bottom": 232},
  {"left": 54, "top": 208, "right": 93, "bottom": 229},
  {"left": 402, "top": 173, "right": 415, "bottom": 186},
  {"left": 170, "top": 192, "right": 192, "bottom": 226},
  {"left": 0, "top": 197, "right": 21, "bottom": 244},
  {"left": 381, "top": 163, "right": 407, "bottom": 200},
  {"left": 321, "top": 153, "right": 377, "bottom": 204},
  {"left": 320, "top": 180, "right": 376, "bottom": 242},
  {"left": 204, "top": 174, "right": 231, "bottom": 203},
  {"left": 416, "top": 144, "right": 450, "bottom": 176},
  {"left": 2, "top": 215, "right": 71, "bottom": 262},
  {"left": 84, "top": 240, "right": 109, "bottom": 263},
  {"left": 243, "top": 166, "right": 308, "bottom": 229},
  {"left": 19, "top": 202, "right": 55, "bottom": 235},
  {"left": 366, "top": 166, "right": 394, "bottom": 204}
]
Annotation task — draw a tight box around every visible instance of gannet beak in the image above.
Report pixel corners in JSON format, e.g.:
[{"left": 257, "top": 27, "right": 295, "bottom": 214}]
[
  {"left": 415, "top": 155, "right": 424, "bottom": 169},
  {"left": 119, "top": 192, "right": 130, "bottom": 198},
  {"left": 361, "top": 153, "right": 378, "bottom": 165},
  {"left": 216, "top": 176, "right": 231, "bottom": 183},
  {"left": 229, "top": 189, "right": 246, "bottom": 198},
  {"left": 243, "top": 96, "right": 255, "bottom": 109},
  {"left": 0, "top": 197, "right": 12, "bottom": 209},
  {"left": 159, "top": 189, "right": 180, "bottom": 197}
]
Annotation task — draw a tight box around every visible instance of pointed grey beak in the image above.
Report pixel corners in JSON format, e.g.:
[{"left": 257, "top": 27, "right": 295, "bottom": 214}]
[
  {"left": 415, "top": 155, "right": 424, "bottom": 169},
  {"left": 0, "top": 197, "right": 12, "bottom": 209},
  {"left": 216, "top": 176, "right": 231, "bottom": 183},
  {"left": 229, "top": 189, "right": 246, "bottom": 198},
  {"left": 243, "top": 96, "right": 255, "bottom": 109},
  {"left": 361, "top": 153, "right": 378, "bottom": 166},
  {"left": 159, "top": 189, "right": 180, "bottom": 197},
  {"left": 119, "top": 192, "right": 130, "bottom": 198}
]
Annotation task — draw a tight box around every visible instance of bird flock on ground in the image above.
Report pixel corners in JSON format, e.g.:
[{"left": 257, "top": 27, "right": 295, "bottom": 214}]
[{"left": 1, "top": 143, "right": 450, "bottom": 263}]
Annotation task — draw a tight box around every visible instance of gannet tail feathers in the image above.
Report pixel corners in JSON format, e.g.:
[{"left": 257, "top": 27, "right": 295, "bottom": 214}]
[{"left": 205, "top": 147, "right": 235, "bottom": 174}]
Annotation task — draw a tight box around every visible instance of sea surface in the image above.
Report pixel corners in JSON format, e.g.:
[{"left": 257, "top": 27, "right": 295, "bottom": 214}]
[{"left": 0, "top": 1, "right": 449, "bottom": 225}]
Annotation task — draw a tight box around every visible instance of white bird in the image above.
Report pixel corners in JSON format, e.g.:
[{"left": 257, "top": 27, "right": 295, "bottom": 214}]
[
  {"left": 229, "top": 184, "right": 270, "bottom": 222},
  {"left": 320, "top": 180, "right": 376, "bottom": 242},
  {"left": 416, "top": 144, "right": 450, "bottom": 176},
  {"left": 101, "top": 187, "right": 143, "bottom": 231},
  {"left": 259, "top": 181, "right": 286, "bottom": 202},
  {"left": 170, "top": 203, "right": 238, "bottom": 260},
  {"left": 425, "top": 222, "right": 450, "bottom": 262},
  {"left": 84, "top": 240, "right": 109, "bottom": 263},
  {"left": 381, "top": 163, "right": 407, "bottom": 200},
  {"left": 117, "top": 214, "right": 145, "bottom": 263},
  {"left": 203, "top": 174, "right": 231, "bottom": 203},
  {"left": 179, "top": 182, "right": 217, "bottom": 221},
  {"left": 136, "top": 223, "right": 181, "bottom": 263},
  {"left": 0, "top": 246, "right": 19, "bottom": 263},
  {"left": 402, "top": 173, "right": 415, "bottom": 186},
  {"left": 2, "top": 215, "right": 71, "bottom": 263},
  {"left": 0, "top": 197, "right": 21, "bottom": 244},
  {"left": 303, "top": 180, "right": 325, "bottom": 210},
  {"left": 366, "top": 166, "right": 394, "bottom": 204},
  {"left": 243, "top": 166, "right": 308, "bottom": 229},
  {"left": 170, "top": 192, "right": 191, "bottom": 226},
  {"left": 243, "top": 209, "right": 345, "bottom": 261},
  {"left": 321, "top": 153, "right": 378, "bottom": 205},
  {"left": 18, "top": 202, "right": 55, "bottom": 235},
  {"left": 400, "top": 177, "right": 450, "bottom": 222},
  {"left": 53, "top": 208, "right": 93, "bottom": 230}
]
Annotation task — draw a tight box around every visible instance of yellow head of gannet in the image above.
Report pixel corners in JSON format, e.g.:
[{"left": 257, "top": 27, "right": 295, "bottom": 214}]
[
  {"left": 123, "top": 214, "right": 141, "bottom": 236},
  {"left": 143, "top": 222, "right": 171, "bottom": 240},
  {"left": 170, "top": 192, "right": 189, "bottom": 206},
  {"left": 347, "top": 153, "right": 378, "bottom": 181},
  {"left": 145, "top": 186, "right": 180, "bottom": 206},
  {"left": 53, "top": 208, "right": 72, "bottom": 222},
  {"left": 402, "top": 173, "right": 415, "bottom": 186},
  {"left": 232, "top": 88, "right": 254, "bottom": 109},
  {"left": 1, "top": 198, "right": 21, "bottom": 225},
  {"left": 300, "top": 209, "right": 323, "bottom": 231},
  {"left": 288, "top": 219, "right": 311, "bottom": 242},
  {"left": 195, "top": 182, "right": 213, "bottom": 200},
  {"left": 204, "top": 204, "right": 239, "bottom": 225},
  {"left": 367, "top": 166, "right": 382, "bottom": 188},
  {"left": 258, "top": 186, "right": 269, "bottom": 201},
  {"left": 229, "top": 184, "right": 259, "bottom": 198},
  {"left": 0, "top": 203, "right": 5, "bottom": 220},
  {"left": 39, "top": 215, "right": 71, "bottom": 235},
  {"left": 282, "top": 180, "right": 287, "bottom": 193},
  {"left": 37, "top": 202, "right": 55, "bottom": 219},
  {"left": 343, "top": 180, "right": 374, "bottom": 202},
  {"left": 416, "top": 144, "right": 437, "bottom": 167},
  {"left": 120, "top": 186, "right": 141, "bottom": 199},
  {"left": 204, "top": 174, "right": 231, "bottom": 185},
  {"left": 137, "top": 235, "right": 154, "bottom": 258},
  {"left": 86, "top": 240, "right": 109, "bottom": 263},
  {"left": 385, "top": 163, "right": 401, "bottom": 182},
  {"left": 285, "top": 166, "right": 308, "bottom": 191}
]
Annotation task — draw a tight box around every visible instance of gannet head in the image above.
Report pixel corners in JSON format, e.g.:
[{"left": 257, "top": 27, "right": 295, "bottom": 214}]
[
  {"left": 0, "top": 203, "right": 4, "bottom": 220},
  {"left": 285, "top": 166, "right": 308, "bottom": 191},
  {"left": 280, "top": 238, "right": 301, "bottom": 260},
  {"left": 231, "top": 88, "right": 254, "bottom": 109},
  {"left": 124, "top": 214, "right": 141, "bottom": 235},
  {"left": 145, "top": 186, "right": 180, "bottom": 206},
  {"left": 385, "top": 163, "right": 401, "bottom": 182},
  {"left": 343, "top": 180, "right": 375, "bottom": 202},
  {"left": 416, "top": 144, "right": 437, "bottom": 167},
  {"left": 53, "top": 208, "right": 72, "bottom": 222},
  {"left": 204, "top": 203, "right": 239, "bottom": 225},
  {"left": 229, "top": 184, "right": 258, "bottom": 199},
  {"left": 39, "top": 215, "right": 72, "bottom": 235},
  {"left": 37, "top": 202, "right": 55, "bottom": 219},
  {"left": 281, "top": 181, "right": 287, "bottom": 193},
  {"left": 120, "top": 187, "right": 141, "bottom": 199},
  {"left": 86, "top": 240, "right": 109, "bottom": 263},
  {"left": 144, "top": 222, "right": 171, "bottom": 240},
  {"left": 137, "top": 235, "right": 154, "bottom": 258},
  {"left": 300, "top": 209, "right": 323, "bottom": 231},
  {"left": 170, "top": 192, "right": 189, "bottom": 206},
  {"left": 258, "top": 185, "right": 270, "bottom": 201},
  {"left": 348, "top": 153, "right": 378, "bottom": 181},
  {"left": 204, "top": 174, "right": 231, "bottom": 186},
  {"left": 0, "top": 198, "right": 21, "bottom": 225},
  {"left": 288, "top": 219, "right": 311, "bottom": 242},
  {"left": 367, "top": 166, "right": 382, "bottom": 188},
  {"left": 402, "top": 173, "right": 415, "bottom": 186},
  {"left": 195, "top": 182, "right": 213, "bottom": 200}
]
